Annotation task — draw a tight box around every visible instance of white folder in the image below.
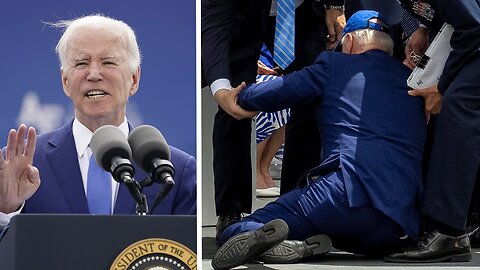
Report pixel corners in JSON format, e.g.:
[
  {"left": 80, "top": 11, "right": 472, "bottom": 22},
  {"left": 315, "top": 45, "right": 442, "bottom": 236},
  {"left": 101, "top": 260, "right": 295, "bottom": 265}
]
[{"left": 407, "top": 23, "right": 454, "bottom": 89}]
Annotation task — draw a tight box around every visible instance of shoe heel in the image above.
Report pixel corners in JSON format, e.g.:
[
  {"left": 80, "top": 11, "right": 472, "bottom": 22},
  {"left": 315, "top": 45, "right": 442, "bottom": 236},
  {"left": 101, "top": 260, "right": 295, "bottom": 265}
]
[
  {"left": 450, "top": 253, "right": 472, "bottom": 262},
  {"left": 305, "top": 234, "right": 332, "bottom": 256},
  {"left": 213, "top": 219, "right": 289, "bottom": 270},
  {"left": 258, "top": 219, "right": 289, "bottom": 243}
]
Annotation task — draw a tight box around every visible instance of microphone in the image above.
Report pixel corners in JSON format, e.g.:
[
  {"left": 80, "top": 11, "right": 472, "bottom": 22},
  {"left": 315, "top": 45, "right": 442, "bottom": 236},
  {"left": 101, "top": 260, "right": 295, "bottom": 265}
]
[
  {"left": 128, "top": 125, "right": 175, "bottom": 212},
  {"left": 90, "top": 125, "right": 145, "bottom": 208}
]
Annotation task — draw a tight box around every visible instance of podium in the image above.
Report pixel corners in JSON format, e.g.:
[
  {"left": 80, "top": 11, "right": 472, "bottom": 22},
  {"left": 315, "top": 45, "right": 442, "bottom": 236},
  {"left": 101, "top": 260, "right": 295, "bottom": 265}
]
[{"left": 0, "top": 214, "right": 196, "bottom": 270}]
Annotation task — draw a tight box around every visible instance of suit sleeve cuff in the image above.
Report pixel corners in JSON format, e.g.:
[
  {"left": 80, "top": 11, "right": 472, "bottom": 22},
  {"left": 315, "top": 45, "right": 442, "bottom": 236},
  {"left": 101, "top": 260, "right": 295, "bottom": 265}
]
[
  {"left": 0, "top": 202, "right": 24, "bottom": 227},
  {"left": 210, "top": 78, "right": 232, "bottom": 96}
]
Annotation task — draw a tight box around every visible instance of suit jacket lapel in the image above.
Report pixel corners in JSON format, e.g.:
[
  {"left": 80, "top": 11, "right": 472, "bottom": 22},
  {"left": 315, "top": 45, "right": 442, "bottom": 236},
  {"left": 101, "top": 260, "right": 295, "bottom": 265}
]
[{"left": 45, "top": 121, "right": 89, "bottom": 213}]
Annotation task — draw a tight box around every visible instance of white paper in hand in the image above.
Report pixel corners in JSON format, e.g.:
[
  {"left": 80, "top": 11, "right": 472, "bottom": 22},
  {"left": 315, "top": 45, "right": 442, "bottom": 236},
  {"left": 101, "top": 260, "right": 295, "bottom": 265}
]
[{"left": 407, "top": 23, "right": 454, "bottom": 89}]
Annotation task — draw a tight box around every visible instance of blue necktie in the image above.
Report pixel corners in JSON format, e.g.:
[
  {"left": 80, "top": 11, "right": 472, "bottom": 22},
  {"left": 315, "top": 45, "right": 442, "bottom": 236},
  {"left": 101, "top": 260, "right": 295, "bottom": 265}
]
[
  {"left": 87, "top": 153, "right": 112, "bottom": 214},
  {"left": 274, "top": 0, "right": 295, "bottom": 70}
]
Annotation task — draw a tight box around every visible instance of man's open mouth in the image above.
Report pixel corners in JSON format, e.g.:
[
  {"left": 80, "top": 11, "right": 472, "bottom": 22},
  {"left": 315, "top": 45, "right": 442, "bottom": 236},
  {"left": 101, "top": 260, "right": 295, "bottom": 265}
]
[{"left": 86, "top": 90, "right": 107, "bottom": 99}]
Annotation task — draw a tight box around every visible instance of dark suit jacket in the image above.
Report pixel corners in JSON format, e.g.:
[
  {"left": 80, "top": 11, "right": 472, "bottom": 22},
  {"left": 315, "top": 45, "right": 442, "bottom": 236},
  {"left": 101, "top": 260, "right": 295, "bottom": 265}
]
[
  {"left": 201, "top": 0, "right": 344, "bottom": 86},
  {"left": 23, "top": 120, "right": 196, "bottom": 215},
  {"left": 239, "top": 50, "right": 426, "bottom": 238},
  {"left": 201, "top": 0, "right": 272, "bottom": 86}
]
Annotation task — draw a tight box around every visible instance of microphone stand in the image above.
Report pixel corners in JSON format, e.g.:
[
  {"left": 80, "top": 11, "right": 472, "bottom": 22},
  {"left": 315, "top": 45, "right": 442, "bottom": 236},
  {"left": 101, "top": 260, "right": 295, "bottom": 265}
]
[
  {"left": 138, "top": 159, "right": 175, "bottom": 214},
  {"left": 150, "top": 177, "right": 174, "bottom": 213},
  {"left": 135, "top": 194, "right": 148, "bottom": 215},
  {"left": 122, "top": 176, "right": 149, "bottom": 215},
  {"left": 112, "top": 162, "right": 149, "bottom": 215}
]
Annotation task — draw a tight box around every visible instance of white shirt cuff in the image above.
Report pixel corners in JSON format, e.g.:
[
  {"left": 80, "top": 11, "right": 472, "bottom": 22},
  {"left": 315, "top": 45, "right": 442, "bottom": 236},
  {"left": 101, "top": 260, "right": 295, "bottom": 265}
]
[
  {"left": 0, "top": 202, "right": 24, "bottom": 228},
  {"left": 210, "top": 78, "right": 232, "bottom": 96}
]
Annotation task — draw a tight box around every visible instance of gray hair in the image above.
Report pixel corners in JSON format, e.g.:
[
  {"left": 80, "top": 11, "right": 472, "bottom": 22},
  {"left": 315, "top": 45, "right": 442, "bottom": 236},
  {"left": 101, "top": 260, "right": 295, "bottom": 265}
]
[
  {"left": 341, "top": 28, "right": 394, "bottom": 56},
  {"left": 50, "top": 14, "right": 141, "bottom": 73}
]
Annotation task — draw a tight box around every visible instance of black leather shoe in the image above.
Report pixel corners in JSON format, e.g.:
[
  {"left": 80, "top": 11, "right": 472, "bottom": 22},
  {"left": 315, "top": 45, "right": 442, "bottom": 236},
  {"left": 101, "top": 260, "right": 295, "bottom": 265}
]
[
  {"left": 212, "top": 219, "right": 289, "bottom": 270},
  {"left": 469, "top": 226, "right": 480, "bottom": 248},
  {"left": 385, "top": 230, "right": 472, "bottom": 263},
  {"left": 466, "top": 222, "right": 480, "bottom": 248},
  {"left": 216, "top": 212, "right": 242, "bottom": 243},
  {"left": 259, "top": 234, "right": 332, "bottom": 263}
]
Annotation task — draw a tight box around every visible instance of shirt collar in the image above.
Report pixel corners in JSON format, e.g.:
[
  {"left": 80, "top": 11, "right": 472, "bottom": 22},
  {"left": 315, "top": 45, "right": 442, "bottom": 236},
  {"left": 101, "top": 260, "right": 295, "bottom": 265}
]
[{"left": 72, "top": 118, "right": 129, "bottom": 159}]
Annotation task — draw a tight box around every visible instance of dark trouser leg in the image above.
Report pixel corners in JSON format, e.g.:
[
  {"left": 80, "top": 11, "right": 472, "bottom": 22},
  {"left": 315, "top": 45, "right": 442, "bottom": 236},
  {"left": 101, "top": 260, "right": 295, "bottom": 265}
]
[
  {"left": 280, "top": 106, "right": 321, "bottom": 194},
  {"left": 468, "top": 167, "right": 480, "bottom": 226},
  {"left": 422, "top": 53, "right": 480, "bottom": 230},
  {"left": 213, "top": 107, "right": 252, "bottom": 216}
]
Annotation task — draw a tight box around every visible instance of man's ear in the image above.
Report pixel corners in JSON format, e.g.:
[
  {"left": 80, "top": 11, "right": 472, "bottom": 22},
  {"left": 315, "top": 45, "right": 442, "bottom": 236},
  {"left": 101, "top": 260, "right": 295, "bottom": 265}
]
[
  {"left": 129, "top": 66, "right": 141, "bottom": 96},
  {"left": 343, "top": 33, "right": 355, "bottom": 54},
  {"left": 61, "top": 69, "right": 71, "bottom": 97}
]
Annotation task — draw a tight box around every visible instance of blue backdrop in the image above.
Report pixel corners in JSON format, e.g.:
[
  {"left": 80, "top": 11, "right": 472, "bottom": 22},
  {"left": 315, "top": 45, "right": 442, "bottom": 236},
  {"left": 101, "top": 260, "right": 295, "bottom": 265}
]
[{"left": 0, "top": 0, "right": 196, "bottom": 157}]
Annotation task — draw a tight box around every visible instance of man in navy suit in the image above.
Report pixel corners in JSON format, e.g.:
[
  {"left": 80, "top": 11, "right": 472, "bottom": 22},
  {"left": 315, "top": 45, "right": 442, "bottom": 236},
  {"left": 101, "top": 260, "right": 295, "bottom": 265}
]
[
  {"left": 211, "top": 10, "right": 426, "bottom": 269},
  {"left": 0, "top": 15, "right": 196, "bottom": 226},
  {"left": 385, "top": 0, "right": 480, "bottom": 263}
]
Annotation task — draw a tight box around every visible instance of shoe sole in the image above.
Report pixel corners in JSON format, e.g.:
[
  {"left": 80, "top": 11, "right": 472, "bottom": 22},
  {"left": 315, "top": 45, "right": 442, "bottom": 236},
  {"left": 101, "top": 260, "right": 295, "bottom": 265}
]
[
  {"left": 260, "top": 234, "right": 332, "bottom": 264},
  {"left": 212, "top": 219, "right": 289, "bottom": 270},
  {"left": 384, "top": 252, "right": 472, "bottom": 263}
]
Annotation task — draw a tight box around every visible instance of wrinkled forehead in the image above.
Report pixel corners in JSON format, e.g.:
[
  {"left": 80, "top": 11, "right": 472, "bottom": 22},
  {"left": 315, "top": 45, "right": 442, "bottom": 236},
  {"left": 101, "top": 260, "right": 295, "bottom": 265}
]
[{"left": 66, "top": 27, "right": 127, "bottom": 58}]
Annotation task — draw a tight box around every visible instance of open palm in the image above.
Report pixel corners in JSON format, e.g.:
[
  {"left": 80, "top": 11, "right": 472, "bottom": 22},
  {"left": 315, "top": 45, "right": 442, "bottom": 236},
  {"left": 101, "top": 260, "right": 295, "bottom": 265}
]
[{"left": 0, "top": 125, "right": 40, "bottom": 213}]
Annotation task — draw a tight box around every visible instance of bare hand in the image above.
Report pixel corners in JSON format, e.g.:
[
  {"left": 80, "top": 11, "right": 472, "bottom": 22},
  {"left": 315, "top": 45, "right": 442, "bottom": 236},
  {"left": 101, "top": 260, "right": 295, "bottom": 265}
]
[
  {"left": 214, "top": 82, "right": 257, "bottom": 120},
  {"left": 0, "top": 125, "right": 40, "bottom": 213},
  {"left": 325, "top": 10, "right": 345, "bottom": 50},
  {"left": 403, "top": 27, "right": 429, "bottom": 70},
  {"left": 408, "top": 85, "right": 442, "bottom": 122}
]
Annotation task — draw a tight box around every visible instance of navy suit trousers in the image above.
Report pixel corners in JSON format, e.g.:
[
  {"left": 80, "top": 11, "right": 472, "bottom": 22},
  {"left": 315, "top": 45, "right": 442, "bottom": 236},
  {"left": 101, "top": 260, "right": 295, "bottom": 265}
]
[{"left": 220, "top": 171, "right": 406, "bottom": 255}]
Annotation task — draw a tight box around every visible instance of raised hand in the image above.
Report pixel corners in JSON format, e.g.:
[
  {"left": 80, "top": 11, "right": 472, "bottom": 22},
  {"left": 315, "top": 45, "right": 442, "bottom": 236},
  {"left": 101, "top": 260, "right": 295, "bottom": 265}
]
[
  {"left": 0, "top": 124, "right": 40, "bottom": 213},
  {"left": 325, "top": 9, "right": 346, "bottom": 50}
]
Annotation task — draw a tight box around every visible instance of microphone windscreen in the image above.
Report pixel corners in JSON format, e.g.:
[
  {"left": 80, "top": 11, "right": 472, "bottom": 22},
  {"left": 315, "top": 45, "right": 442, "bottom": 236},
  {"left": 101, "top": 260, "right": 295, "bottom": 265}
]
[
  {"left": 128, "top": 125, "right": 171, "bottom": 172},
  {"left": 90, "top": 125, "right": 132, "bottom": 171}
]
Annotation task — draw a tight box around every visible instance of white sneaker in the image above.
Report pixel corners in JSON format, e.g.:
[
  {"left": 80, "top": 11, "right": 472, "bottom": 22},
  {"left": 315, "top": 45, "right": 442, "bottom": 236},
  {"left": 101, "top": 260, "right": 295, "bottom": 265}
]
[{"left": 256, "top": 187, "right": 280, "bottom": 198}]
